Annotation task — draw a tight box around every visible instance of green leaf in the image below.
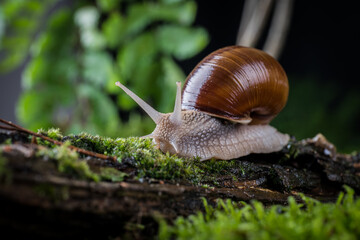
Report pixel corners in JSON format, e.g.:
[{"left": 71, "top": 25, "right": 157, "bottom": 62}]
[
  {"left": 49, "top": 8, "right": 72, "bottom": 29},
  {"left": 16, "top": 90, "right": 53, "bottom": 130},
  {"left": 116, "top": 113, "right": 155, "bottom": 137},
  {"left": 117, "top": 32, "right": 157, "bottom": 80},
  {"left": 157, "top": 25, "right": 209, "bottom": 60},
  {"left": 24, "top": 0, "right": 43, "bottom": 13},
  {"left": 20, "top": 8, "right": 76, "bottom": 88},
  {"left": 80, "top": 28, "right": 106, "bottom": 50},
  {"left": 116, "top": 32, "right": 163, "bottom": 111},
  {"left": 22, "top": 53, "right": 78, "bottom": 88},
  {"left": 105, "top": 65, "right": 124, "bottom": 94},
  {"left": 116, "top": 59, "right": 160, "bottom": 111},
  {"left": 160, "top": 0, "right": 186, "bottom": 4},
  {"left": 1, "top": 36, "right": 30, "bottom": 49},
  {"left": 76, "top": 84, "right": 120, "bottom": 136},
  {"left": 156, "top": 56, "right": 185, "bottom": 112},
  {"left": 117, "top": 93, "right": 137, "bottom": 111},
  {"left": 0, "top": 50, "right": 26, "bottom": 72},
  {"left": 11, "top": 17, "right": 36, "bottom": 32},
  {"left": 151, "top": 0, "right": 197, "bottom": 25},
  {"left": 82, "top": 50, "right": 113, "bottom": 87},
  {"left": 75, "top": 7, "right": 105, "bottom": 50},
  {"left": 2, "top": 1, "right": 23, "bottom": 19},
  {"left": 74, "top": 6, "right": 99, "bottom": 30},
  {"left": 118, "top": 1, "right": 197, "bottom": 42},
  {"left": 29, "top": 32, "right": 51, "bottom": 56},
  {"left": 102, "top": 12, "right": 124, "bottom": 48},
  {"left": 161, "top": 56, "right": 185, "bottom": 83},
  {"left": 17, "top": 83, "right": 76, "bottom": 131},
  {"left": 53, "top": 56, "right": 79, "bottom": 83},
  {"left": 97, "top": 0, "right": 120, "bottom": 12},
  {"left": 0, "top": 8, "right": 4, "bottom": 45},
  {"left": 121, "top": 3, "right": 154, "bottom": 39},
  {"left": 30, "top": 10, "right": 74, "bottom": 56},
  {"left": 21, "top": 56, "right": 47, "bottom": 89},
  {"left": 132, "top": 61, "right": 161, "bottom": 94}
]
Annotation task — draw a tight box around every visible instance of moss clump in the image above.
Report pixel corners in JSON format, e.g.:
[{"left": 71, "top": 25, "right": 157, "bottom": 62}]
[
  {"left": 95, "top": 136, "right": 247, "bottom": 185},
  {"left": 99, "top": 167, "right": 127, "bottom": 182},
  {"left": 37, "top": 128, "right": 64, "bottom": 142},
  {"left": 158, "top": 186, "right": 360, "bottom": 240},
  {"left": 36, "top": 128, "right": 64, "bottom": 148},
  {"left": 36, "top": 129, "right": 263, "bottom": 186},
  {"left": 2, "top": 139, "right": 12, "bottom": 145},
  {"left": 62, "top": 132, "right": 118, "bottom": 156},
  {"left": 37, "top": 141, "right": 100, "bottom": 182},
  {"left": 33, "top": 134, "right": 130, "bottom": 183},
  {"left": 41, "top": 128, "right": 63, "bottom": 140}
]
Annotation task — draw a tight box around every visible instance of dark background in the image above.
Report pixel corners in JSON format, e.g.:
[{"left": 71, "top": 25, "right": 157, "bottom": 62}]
[
  {"left": 1, "top": 0, "right": 359, "bottom": 150},
  {"left": 188, "top": 1, "right": 359, "bottom": 83}
]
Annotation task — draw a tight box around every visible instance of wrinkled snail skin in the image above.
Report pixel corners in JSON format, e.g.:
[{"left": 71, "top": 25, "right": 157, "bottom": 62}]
[
  {"left": 151, "top": 111, "right": 289, "bottom": 160},
  {"left": 115, "top": 46, "right": 290, "bottom": 161}
]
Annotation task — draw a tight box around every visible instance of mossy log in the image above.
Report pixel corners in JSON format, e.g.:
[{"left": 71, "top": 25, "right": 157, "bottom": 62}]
[{"left": 0, "top": 130, "right": 359, "bottom": 239}]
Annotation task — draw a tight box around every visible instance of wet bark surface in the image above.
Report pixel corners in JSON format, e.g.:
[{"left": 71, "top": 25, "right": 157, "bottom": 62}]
[{"left": 0, "top": 130, "right": 359, "bottom": 239}]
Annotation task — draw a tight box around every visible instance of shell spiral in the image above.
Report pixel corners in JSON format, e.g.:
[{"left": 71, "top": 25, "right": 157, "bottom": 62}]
[{"left": 181, "top": 46, "right": 289, "bottom": 125}]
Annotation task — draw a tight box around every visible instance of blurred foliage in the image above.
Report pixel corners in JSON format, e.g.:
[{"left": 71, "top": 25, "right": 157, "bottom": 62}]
[
  {"left": 0, "top": 0, "right": 54, "bottom": 71},
  {"left": 0, "top": 0, "right": 209, "bottom": 137}
]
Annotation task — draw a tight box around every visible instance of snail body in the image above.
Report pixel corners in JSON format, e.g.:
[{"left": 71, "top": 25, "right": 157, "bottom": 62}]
[
  {"left": 151, "top": 110, "right": 288, "bottom": 160},
  {"left": 116, "top": 46, "right": 289, "bottom": 160}
]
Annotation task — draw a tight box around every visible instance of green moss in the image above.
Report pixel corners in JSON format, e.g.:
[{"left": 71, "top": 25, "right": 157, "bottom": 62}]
[
  {"left": 158, "top": 187, "right": 360, "bottom": 240},
  {"left": 36, "top": 129, "right": 260, "bottom": 186},
  {"left": 36, "top": 128, "right": 64, "bottom": 148},
  {"left": 99, "top": 167, "right": 127, "bottom": 182},
  {"left": 3, "top": 138, "right": 12, "bottom": 145},
  {"left": 63, "top": 132, "right": 118, "bottom": 155},
  {"left": 44, "top": 128, "right": 63, "bottom": 140},
  {"left": 36, "top": 141, "right": 100, "bottom": 182}
]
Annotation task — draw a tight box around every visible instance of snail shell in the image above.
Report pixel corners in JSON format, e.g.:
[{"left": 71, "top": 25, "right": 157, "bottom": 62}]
[{"left": 182, "top": 46, "right": 289, "bottom": 125}]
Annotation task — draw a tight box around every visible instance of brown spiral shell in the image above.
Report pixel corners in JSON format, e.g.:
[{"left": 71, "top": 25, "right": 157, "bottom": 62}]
[{"left": 181, "top": 46, "right": 289, "bottom": 125}]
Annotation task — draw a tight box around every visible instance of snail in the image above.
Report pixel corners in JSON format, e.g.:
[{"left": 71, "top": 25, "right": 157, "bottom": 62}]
[{"left": 115, "top": 46, "right": 290, "bottom": 161}]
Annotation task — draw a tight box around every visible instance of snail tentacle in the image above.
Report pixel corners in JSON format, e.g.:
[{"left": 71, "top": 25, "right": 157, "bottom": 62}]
[{"left": 115, "top": 81, "right": 164, "bottom": 124}]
